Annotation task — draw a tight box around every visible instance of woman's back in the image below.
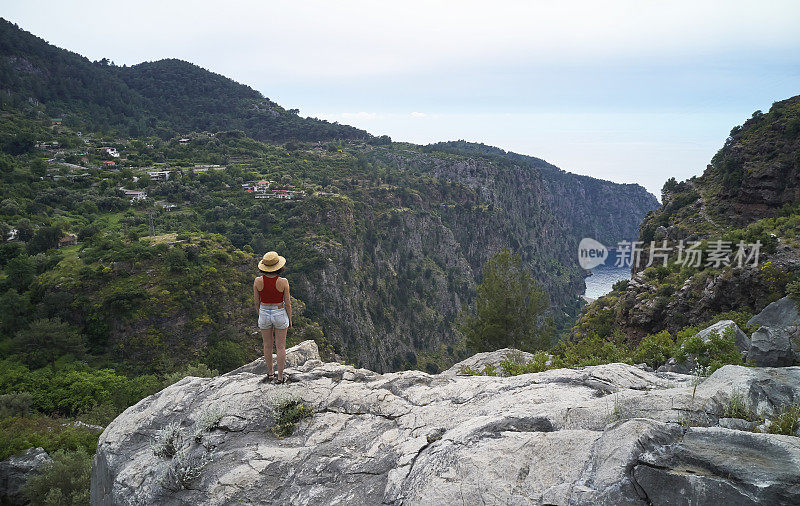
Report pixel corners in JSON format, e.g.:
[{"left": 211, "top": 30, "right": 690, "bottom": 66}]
[{"left": 259, "top": 275, "right": 285, "bottom": 304}]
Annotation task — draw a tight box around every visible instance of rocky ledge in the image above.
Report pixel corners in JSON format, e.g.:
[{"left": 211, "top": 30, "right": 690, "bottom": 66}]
[{"left": 91, "top": 341, "right": 800, "bottom": 505}]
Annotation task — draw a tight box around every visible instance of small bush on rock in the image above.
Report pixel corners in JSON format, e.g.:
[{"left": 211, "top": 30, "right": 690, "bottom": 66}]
[
  {"left": 768, "top": 404, "right": 800, "bottom": 436},
  {"left": 150, "top": 422, "right": 183, "bottom": 458},
  {"left": 192, "top": 404, "right": 225, "bottom": 441},
  {"left": 271, "top": 396, "right": 313, "bottom": 438},
  {"left": 159, "top": 448, "right": 215, "bottom": 491},
  {"left": 723, "top": 390, "right": 757, "bottom": 421}
]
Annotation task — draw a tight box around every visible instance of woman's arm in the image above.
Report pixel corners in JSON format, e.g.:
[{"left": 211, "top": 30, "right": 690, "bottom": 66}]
[
  {"left": 283, "top": 278, "right": 292, "bottom": 328},
  {"left": 253, "top": 277, "right": 261, "bottom": 313}
]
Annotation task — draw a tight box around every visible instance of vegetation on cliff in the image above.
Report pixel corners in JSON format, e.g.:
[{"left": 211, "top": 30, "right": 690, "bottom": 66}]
[{"left": 573, "top": 95, "right": 800, "bottom": 349}]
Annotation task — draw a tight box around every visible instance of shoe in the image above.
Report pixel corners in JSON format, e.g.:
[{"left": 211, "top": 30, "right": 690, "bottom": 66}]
[
  {"left": 273, "top": 375, "right": 287, "bottom": 385},
  {"left": 260, "top": 374, "right": 275, "bottom": 384}
]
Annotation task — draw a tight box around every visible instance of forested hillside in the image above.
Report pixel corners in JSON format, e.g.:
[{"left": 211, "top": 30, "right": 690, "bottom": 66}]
[{"left": 0, "top": 18, "right": 370, "bottom": 142}]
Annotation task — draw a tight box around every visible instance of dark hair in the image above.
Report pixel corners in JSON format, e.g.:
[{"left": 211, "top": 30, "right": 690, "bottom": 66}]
[{"left": 259, "top": 267, "right": 285, "bottom": 275}]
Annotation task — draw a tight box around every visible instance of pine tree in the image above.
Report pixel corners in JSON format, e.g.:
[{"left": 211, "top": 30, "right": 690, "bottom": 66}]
[{"left": 460, "top": 249, "right": 552, "bottom": 353}]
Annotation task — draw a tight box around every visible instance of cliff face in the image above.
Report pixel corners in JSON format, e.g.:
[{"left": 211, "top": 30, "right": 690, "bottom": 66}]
[
  {"left": 90, "top": 341, "right": 800, "bottom": 505},
  {"left": 708, "top": 95, "right": 800, "bottom": 224},
  {"left": 288, "top": 146, "right": 657, "bottom": 372},
  {"left": 576, "top": 95, "right": 800, "bottom": 342}
]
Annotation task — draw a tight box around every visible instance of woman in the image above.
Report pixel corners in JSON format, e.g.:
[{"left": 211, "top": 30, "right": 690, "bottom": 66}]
[{"left": 253, "top": 251, "right": 292, "bottom": 384}]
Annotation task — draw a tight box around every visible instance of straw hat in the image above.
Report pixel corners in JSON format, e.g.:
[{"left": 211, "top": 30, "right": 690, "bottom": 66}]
[{"left": 258, "top": 251, "right": 286, "bottom": 272}]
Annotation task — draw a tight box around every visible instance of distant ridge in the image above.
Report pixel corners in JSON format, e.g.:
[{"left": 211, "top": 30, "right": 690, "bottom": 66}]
[{"left": 0, "top": 18, "right": 371, "bottom": 142}]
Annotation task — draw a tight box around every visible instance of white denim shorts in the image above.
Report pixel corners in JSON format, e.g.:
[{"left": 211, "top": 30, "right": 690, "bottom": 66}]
[{"left": 258, "top": 304, "right": 289, "bottom": 330}]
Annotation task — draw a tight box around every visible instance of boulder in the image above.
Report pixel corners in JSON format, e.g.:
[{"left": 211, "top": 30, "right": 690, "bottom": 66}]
[
  {"left": 441, "top": 348, "right": 544, "bottom": 376},
  {"left": 634, "top": 427, "right": 800, "bottom": 505},
  {"left": 0, "top": 447, "right": 51, "bottom": 504},
  {"left": 747, "top": 327, "right": 797, "bottom": 367},
  {"left": 748, "top": 296, "right": 800, "bottom": 328},
  {"left": 694, "top": 319, "right": 751, "bottom": 353},
  {"left": 223, "top": 339, "right": 320, "bottom": 376},
  {"left": 656, "top": 356, "right": 698, "bottom": 375},
  {"left": 91, "top": 360, "right": 800, "bottom": 505}
]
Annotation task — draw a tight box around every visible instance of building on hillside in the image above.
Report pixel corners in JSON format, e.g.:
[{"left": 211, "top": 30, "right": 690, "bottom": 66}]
[
  {"left": 50, "top": 118, "right": 62, "bottom": 126},
  {"left": 255, "top": 189, "right": 305, "bottom": 200},
  {"left": 178, "top": 138, "right": 190, "bottom": 145},
  {"left": 148, "top": 170, "right": 171, "bottom": 181},
  {"left": 103, "top": 161, "right": 116, "bottom": 167},
  {"left": 124, "top": 190, "right": 147, "bottom": 202},
  {"left": 99, "top": 147, "right": 120, "bottom": 158},
  {"left": 58, "top": 233, "right": 78, "bottom": 248},
  {"left": 6, "top": 228, "right": 18, "bottom": 241},
  {"left": 155, "top": 200, "right": 178, "bottom": 211}
]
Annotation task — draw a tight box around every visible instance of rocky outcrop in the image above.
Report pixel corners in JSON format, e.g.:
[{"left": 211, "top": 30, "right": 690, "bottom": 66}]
[
  {"left": 441, "top": 348, "right": 544, "bottom": 376},
  {"left": 746, "top": 296, "right": 800, "bottom": 367},
  {"left": 695, "top": 319, "right": 751, "bottom": 353},
  {"left": 748, "top": 296, "right": 800, "bottom": 329},
  {"left": 635, "top": 427, "right": 800, "bottom": 505},
  {"left": 0, "top": 447, "right": 51, "bottom": 504},
  {"left": 91, "top": 341, "right": 800, "bottom": 505},
  {"left": 748, "top": 327, "right": 798, "bottom": 367}
]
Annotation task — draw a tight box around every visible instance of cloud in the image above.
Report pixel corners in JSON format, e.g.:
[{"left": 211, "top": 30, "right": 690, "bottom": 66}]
[{"left": 410, "top": 112, "right": 427, "bottom": 118}]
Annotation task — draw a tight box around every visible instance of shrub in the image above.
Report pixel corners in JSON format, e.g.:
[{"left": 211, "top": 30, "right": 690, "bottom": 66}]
[
  {"left": 159, "top": 447, "right": 214, "bottom": 491},
  {"left": 723, "top": 390, "right": 756, "bottom": 421},
  {"left": 631, "top": 331, "right": 675, "bottom": 369},
  {"left": 500, "top": 350, "right": 551, "bottom": 375},
  {"left": 555, "top": 334, "right": 629, "bottom": 367},
  {"left": 270, "top": 396, "right": 313, "bottom": 438},
  {"left": 768, "top": 404, "right": 800, "bottom": 436},
  {"left": 0, "top": 416, "right": 99, "bottom": 460},
  {"left": 192, "top": 404, "right": 225, "bottom": 441},
  {"left": 205, "top": 340, "right": 246, "bottom": 373},
  {"left": 678, "top": 327, "right": 743, "bottom": 373},
  {"left": 787, "top": 280, "right": 800, "bottom": 306},
  {"left": 0, "top": 391, "right": 33, "bottom": 417},
  {"left": 150, "top": 422, "right": 184, "bottom": 458},
  {"left": 21, "top": 447, "right": 92, "bottom": 506}
]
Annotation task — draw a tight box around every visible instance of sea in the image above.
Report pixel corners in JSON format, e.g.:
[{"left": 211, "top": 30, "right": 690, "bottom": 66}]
[{"left": 582, "top": 249, "right": 631, "bottom": 300}]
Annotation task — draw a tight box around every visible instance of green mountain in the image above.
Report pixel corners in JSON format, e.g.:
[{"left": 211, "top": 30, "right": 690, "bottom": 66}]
[
  {"left": 575, "top": 95, "right": 800, "bottom": 343},
  {"left": 0, "top": 18, "right": 659, "bottom": 373},
  {"left": 0, "top": 18, "right": 369, "bottom": 142}
]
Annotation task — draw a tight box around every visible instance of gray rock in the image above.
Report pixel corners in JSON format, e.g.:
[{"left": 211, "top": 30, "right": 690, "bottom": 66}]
[
  {"left": 91, "top": 360, "right": 800, "bottom": 506},
  {"left": 634, "top": 427, "right": 800, "bottom": 505},
  {"left": 718, "top": 417, "right": 756, "bottom": 431},
  {"left": 441, "top": 347, "right": 547, "bottom": 376},
  {"left": 0, "top": 447, "right": 52, "bottom": 504},
  {"left": 656, "top": 356, "right": 698, "bottom": 375},
  {"left": 694, "top": 319, "right": 751, "bottom": 353},
  {"left": 62, "top": 420, "right": 105, "bottom": 432},
  {"left": 223, "top": 339, "right": 320, "bottom": 376},
  {"left": 748, "top": 326, "right": 797, "bottom": 367},
  {"left": 748, "top": 296, "right": 800, "bottom": 328}
]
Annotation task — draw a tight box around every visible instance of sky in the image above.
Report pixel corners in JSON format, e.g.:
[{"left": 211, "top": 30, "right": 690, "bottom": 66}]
[{"left": 5, "top": 0, "right": 800, "bottom": 197}]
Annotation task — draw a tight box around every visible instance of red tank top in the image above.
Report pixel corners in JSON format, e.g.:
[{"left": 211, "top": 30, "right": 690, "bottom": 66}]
[{"left": 260, "top": 275, "right": 284, "bottom": 304}]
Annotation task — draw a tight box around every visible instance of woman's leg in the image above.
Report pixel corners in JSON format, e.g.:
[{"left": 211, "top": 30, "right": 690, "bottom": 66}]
[
  {"left": 261, "top": 328, "right": 274, "bottom": 376},
  {"left": 274, "top": 327, "right": 287, "bottom": 380}
]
